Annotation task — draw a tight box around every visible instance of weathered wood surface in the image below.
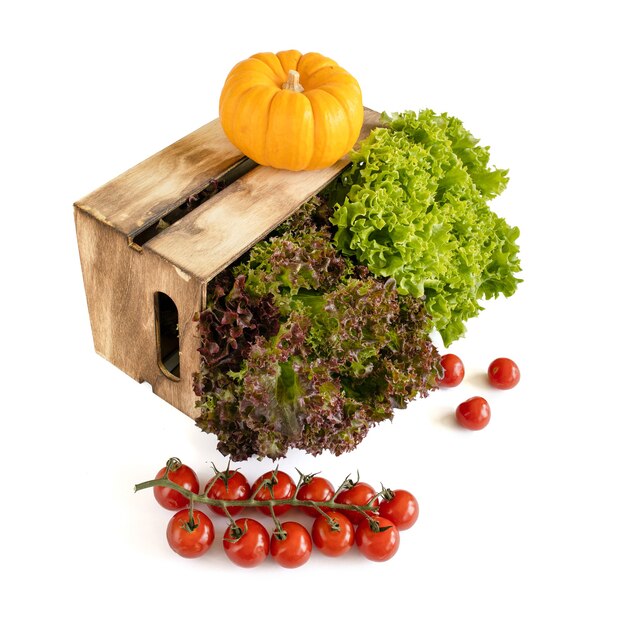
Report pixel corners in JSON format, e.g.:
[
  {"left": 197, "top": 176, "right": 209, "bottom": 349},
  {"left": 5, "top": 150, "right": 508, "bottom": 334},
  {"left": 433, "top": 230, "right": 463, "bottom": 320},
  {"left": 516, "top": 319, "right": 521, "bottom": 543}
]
[
  {"left": 75, "top": 106, "right": 380, "bottom": 417},
  {"left": 74, "top": 209, "right": 203, "bottom": 417},
  {"left": 145, "top": 107, "right": 380, "bottom": 282},
  {"left": 75, "top": 119, "right": 244, "bottom": 237}
]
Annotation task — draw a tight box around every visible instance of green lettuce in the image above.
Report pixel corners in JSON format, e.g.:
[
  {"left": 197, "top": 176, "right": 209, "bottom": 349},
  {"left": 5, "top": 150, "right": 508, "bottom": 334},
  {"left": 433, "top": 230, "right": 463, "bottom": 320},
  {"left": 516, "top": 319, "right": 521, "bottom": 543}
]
[{"left": 331, "top": 109, "right": 521, "bottom": 345}]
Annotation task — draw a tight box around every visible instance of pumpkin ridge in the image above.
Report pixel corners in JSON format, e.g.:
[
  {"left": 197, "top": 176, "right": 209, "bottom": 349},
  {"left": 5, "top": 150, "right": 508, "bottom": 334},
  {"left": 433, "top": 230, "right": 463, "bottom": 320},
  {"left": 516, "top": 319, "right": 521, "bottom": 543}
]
[
  {"left": 221, "top": 83, "right": 271, "bottom": 160},
  {"left": 317, "top": 83, "right": 362, "bottom": 148},
  {"left": 230, "top": 57, "right": 281, "bottom": 84},
  {"left": 276, "top": 49, "right": 302, "bottom": 78},
  {"left": 223, "top": 70, "right": 277, "bottom": 89},
  {"left": 300, "top": 63, "right": 342, "bottom": 84},
  {"left": 296, "top": 52, "right": 337, "bottom": 80},
  {"left": 236, "top": 85, "right": 279, "bottom": 164},
  {"left": 220, "top": 71, "right": 277, "bottom": 108},
  {"left": 305, "top": 89, "right": 350, "bottom": 169},
  {"left": 303, "top": 70, "right": 356, "bottom": 93},
  {"left": 262, "top": 89, "right": 281, "bottom": 166},
  {"left": 251, "top": 52, "right": 286, "bottom": 83},
  {"left": 266, "top": 90, "right": 314, "bottom": 170},
  {"left": 223, "top": 84, "right": 267, "bottom": 120}
]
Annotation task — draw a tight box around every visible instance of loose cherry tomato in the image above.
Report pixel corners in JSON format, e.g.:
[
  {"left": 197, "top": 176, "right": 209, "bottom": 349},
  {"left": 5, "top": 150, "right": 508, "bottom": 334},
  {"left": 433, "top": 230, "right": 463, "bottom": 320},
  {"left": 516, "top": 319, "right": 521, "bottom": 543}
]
[
  {"left": 456, "top": 396, "right": 491, "bottom": 430},
  {"left": 488, "top": 357, "right": 520, "bottom": 389},
  {"left": 312, "top": 512, "right": 355, "bottom": 557},
  {"left": 355, "top": 515, "right": 400, "bottom": 562},
  {"left": 335, "top": 482, "right": 379, "bottom": 525},
  {"left": 223, "top": 518, "right": 270, "bottom": 568},
  {"left": 270, "top": 521, "right": 312, "bottom": 568},
  {"left": 153, "top": 463, "right": 200, "bottom": 510},
  {"left": 438, "top": 353, "right": 465, "bottom": 387},
  {"left": 379, "top": 489, "right": 419, "bottom": 530},
  {"left": 252, "top": 470, "right": 296, "bottom": 516},
  {"left": 205, "top": 470, "right": 251, "bottom": 516},
  {"left": 296, "top": 476, "right": 334, "bottom": 517},
  {"left": 166, "top": 509, "right": 214, "bottom": 558}
]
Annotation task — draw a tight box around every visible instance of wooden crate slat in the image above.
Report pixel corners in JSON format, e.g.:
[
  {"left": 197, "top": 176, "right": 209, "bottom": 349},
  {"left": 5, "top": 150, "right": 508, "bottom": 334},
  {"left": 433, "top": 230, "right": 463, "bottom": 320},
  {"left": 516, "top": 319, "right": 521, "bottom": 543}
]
[
  {"left": 75, "top": 208, "right": 204, "bottom": 417},
  {"left": 75, "top": 106, "right": 380, "bottom": 417},
  {"left": 144, "top": 108, "right": 380, "bottom": 282},
  {"left": 75, "top": 119, "right": 244, "bottom": 236}
]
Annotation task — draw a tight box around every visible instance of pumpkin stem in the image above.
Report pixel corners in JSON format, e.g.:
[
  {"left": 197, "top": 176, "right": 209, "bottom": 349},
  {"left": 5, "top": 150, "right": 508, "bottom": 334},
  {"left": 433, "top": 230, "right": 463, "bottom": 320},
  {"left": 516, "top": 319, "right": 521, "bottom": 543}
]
[{"left": 282, "top": 69, "right": 304, "bottom": 93}]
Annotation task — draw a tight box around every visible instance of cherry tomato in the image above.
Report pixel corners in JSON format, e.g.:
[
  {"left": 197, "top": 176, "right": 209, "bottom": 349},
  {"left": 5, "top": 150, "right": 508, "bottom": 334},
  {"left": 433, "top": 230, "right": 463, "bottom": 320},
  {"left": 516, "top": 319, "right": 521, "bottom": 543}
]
[
  {"left": 456, "top": 396, "right": 491, "bottom": 430},
  {"left": 438, "top": 353, "right": 465, "bottom": 387},
  {"left": 205, "top": 470, "right": 251, "bottom": 516},
  {"left": 252, "top": 470, "right": 296, "bottom": 516},
  {"left": 312, "top": 512, "right": 355, "bottom": 557},
  {"left": 355, "top": 515, "right": 400, "bottom": 562},
  {"left": 270, "top": 521, "right": 312, "bottom": 568},
  {"left": 379, "top": 489, "right": 419, "bottom": 530},
  {"left": 488, "top": 357, "right": 520, "bottom": 390},
  {"left": 153, "top": 463, "right": 200, "bottom": 510},
  {"left": 296, "top": 476, "right": 334, "bottom": 517},
  {"left": 335, "top": 482, "right": 379, "bottom": 525},
  {"left": 166, "top": 509, "right": 214, "bottom": 558},
  {"left": 223, "top": 518, "right": 270, "bottom": 568}
]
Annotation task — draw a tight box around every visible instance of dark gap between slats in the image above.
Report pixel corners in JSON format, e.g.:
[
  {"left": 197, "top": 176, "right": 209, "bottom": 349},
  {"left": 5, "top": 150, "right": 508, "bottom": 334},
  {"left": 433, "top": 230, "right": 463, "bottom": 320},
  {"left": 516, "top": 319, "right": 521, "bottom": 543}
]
[{"left": 129, "top": 157, "right": 257, "bottom": 249}]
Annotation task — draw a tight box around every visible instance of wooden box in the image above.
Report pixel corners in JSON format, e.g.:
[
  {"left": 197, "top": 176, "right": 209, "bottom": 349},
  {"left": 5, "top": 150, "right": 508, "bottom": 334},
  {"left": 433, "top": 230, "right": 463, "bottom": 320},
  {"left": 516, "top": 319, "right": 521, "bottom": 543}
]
[{"left": 75, "top": 108, "right": 379, "bottom": 418}]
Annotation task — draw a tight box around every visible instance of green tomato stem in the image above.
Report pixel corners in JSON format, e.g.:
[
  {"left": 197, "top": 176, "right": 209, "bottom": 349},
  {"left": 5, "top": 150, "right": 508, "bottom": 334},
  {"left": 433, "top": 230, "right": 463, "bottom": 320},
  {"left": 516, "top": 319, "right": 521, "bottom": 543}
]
[
  {"left": 134, "top": 476, "right": 379, "bottom": 518},
  {"left": 268, "top": 503, "right": 285, "bottom": 539}
]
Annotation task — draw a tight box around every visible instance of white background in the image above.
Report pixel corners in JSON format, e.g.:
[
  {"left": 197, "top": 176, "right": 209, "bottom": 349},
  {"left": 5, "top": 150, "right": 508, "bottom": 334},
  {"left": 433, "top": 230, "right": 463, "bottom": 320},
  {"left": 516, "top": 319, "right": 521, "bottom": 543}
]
[{"left": 1, "top": 1, "right": 624, "bottom": 624}]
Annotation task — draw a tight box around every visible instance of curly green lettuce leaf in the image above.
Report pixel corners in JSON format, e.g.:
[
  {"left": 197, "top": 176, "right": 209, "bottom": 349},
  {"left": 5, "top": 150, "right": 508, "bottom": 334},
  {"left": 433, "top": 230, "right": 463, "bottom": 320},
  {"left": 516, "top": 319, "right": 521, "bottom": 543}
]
[
  {"left": 331, "top": 109, "right": 521, "bottom": 345},
  {"left": 306, "top": 276, "right": 401, "bottom": 378},
  {"left": 234, "top": 226, "right": 351, "bottom": 317}
]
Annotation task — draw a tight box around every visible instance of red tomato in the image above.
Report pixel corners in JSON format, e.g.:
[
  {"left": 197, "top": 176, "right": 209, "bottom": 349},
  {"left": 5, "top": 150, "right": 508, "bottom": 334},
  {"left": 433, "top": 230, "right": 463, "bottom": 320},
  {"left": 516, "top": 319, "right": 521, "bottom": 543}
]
[
  {"left": 166, "top": 509, "right": 214, "bottom": 558},
  {"left": 335, "top": 482, "right": 379, "bottom": 525},
  {"left": 296, "top": 476, "right": 334, "bottom": 517},
  {"left": 312, "top": 512, "right": 355, "bottom": 557},
  {"left": 456, "top": 396, "right": 491, "bottom": 430},
  {"left": 488, "top": 357, "right": 520, "bottom": 390},
  {"left": 270, "top": 521, "right": 312, "bottom": 568},
  {"left": 223, "top": 518, "right": 270, "bottom": 568},
  {"left": 251, "top": 470, "right": 296, "bottom": 516},
  {"left": 355, "top": 516, "right": 400, "bottom": 562},
  {"left": 379, "top": 489, "right": 419, "bottom": 530},
  {"left": 205, "top": 470, "right": 251, "bottom": 516},
  {"left": 438, "top": 353, "right": 465, "bottom": 387},
  {"left": 153, "top": 463, "right": 200, "bottom": 510}
]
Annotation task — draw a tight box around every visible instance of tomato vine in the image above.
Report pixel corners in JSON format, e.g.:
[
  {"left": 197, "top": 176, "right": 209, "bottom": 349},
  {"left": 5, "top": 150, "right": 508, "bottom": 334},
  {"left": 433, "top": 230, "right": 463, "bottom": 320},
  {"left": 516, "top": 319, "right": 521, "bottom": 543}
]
[
  {"left": 135, "top": 458, "right": 417, "bottom": 566},
  {"left": 136, "top": 458, "right": 387, "bottom": 522}
]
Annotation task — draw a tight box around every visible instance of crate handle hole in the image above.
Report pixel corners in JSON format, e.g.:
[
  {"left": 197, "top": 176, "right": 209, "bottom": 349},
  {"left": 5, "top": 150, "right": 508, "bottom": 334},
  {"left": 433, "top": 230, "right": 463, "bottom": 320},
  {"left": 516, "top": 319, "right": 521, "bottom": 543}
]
[{"left": 154, "top": 292, "right": 180, "bottom": 381}]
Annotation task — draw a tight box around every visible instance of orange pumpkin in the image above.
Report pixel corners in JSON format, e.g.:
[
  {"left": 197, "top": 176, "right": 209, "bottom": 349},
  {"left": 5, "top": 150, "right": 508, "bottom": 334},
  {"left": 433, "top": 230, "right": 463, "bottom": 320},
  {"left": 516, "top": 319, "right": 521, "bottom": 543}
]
[{"left": 219, "top": 50, "right": 363, "bottom": 171}]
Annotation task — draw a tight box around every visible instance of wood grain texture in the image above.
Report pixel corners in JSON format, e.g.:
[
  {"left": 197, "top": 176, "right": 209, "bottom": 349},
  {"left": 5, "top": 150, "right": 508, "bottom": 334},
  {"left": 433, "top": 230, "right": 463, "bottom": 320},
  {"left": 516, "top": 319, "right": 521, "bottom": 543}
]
[
  {"left": 75, "top": 106, "right": 380, "bottom": 418},
  {"left": 74, "top": 208, "right": 203, "bottom": 417},
  {"left": 75, "top": 119, "right": 244, "bottom": 237},
  {"left": 144, "top": 107, "right": 380, "bottom": 282}
]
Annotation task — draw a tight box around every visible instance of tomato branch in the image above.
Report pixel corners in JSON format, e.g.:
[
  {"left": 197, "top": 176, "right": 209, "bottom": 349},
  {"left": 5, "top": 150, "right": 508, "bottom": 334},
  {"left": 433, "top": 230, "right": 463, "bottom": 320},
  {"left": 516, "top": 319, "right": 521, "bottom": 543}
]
[{"left": 135, "top": 475, "right": 380, "bottom": 517}]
